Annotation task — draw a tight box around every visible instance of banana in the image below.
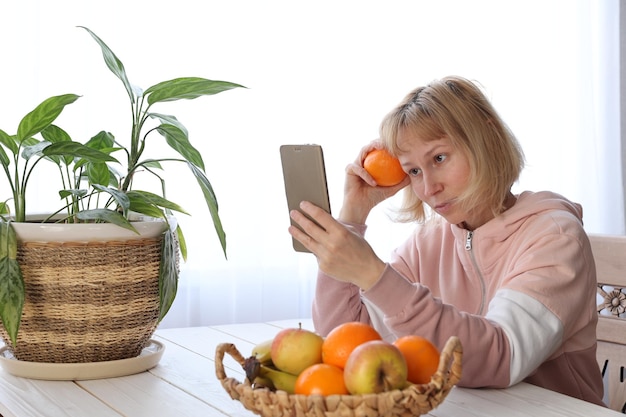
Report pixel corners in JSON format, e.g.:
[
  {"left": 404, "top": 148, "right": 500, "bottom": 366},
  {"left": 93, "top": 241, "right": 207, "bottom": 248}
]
[
  {"left": 245, "top": 338, "right": 298, "bottom": 394},
  {"left": 251, "top": 339, "right": 274, "bottom": 364},
  {"left": 259, "top": 364, "right": 298, "bottom": 394},
  {"left": 252, "top": 375, "right": 275, "bottom": 390}
]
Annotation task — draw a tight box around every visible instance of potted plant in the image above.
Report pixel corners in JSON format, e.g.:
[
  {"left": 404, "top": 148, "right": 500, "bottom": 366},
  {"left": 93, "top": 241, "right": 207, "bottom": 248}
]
[{"left": 0, "top": 26, "right": 243, "bottom": 363}]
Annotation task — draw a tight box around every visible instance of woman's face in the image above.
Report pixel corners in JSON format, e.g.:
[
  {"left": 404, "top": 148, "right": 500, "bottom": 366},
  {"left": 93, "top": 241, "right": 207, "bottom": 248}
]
[{"left": 396, "top": 128, "right": 491, "bottom": 230}]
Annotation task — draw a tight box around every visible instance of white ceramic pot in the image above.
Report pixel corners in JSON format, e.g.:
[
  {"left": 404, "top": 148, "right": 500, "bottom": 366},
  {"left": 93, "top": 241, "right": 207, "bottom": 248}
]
[{"left": 11, "top": 214, "right": 169, "bottom": 242}]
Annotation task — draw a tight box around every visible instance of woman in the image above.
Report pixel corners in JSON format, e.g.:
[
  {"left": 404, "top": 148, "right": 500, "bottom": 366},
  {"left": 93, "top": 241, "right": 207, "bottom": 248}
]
[{"left": 288, "top": 76, "right": 604, "bottom": 405}]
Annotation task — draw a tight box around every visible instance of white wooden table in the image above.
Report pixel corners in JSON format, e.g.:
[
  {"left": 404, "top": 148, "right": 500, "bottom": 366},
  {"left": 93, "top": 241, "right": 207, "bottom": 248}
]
[{"left": 0, "top": 318, "right": 621, "bottom": 417}]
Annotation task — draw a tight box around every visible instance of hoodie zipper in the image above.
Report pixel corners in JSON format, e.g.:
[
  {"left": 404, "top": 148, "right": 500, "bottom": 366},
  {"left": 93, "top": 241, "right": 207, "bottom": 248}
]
[{"left": 465, "top": 230, "right": 487, "bottom": 315}]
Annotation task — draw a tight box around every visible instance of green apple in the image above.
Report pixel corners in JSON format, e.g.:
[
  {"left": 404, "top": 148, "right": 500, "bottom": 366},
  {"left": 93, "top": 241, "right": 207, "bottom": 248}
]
[
  {"left": 343, "top": 340, "right": 408, "bottom": 394},
  {"left": 271, "top": 326, "right": 324, "bottom": 375}
]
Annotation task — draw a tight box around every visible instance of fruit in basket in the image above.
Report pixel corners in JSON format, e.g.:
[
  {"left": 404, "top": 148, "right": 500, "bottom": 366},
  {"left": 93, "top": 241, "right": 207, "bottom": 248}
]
[
  {"left": 257, "top": 364, "right": 299, "bottom": 394},
  {"left": 393, "top": 335, "right": 440, "bottom": 384},
  {"left": 271, "top": 326, "right": 324, "bottom": 375},
  {"left": 251, "top": 375, "right": 275, "bottom": 390},
  {"left": 363, "top": 148, "right": 407, "bottom": 187},
  {"left": 244, "top": 342, "right": 299, "bottom": 393},
  {"left": 322, "top": 321, "right": 382, "bottom": 369},
  {"left": 343, "top": 340, "right": 408, "bottom": 394},
  {"left": 294, "top": 363, "right": 349, "bottom": 396},
  {"left": 250, "top": 338, "right": 273, "bottom": 364}
]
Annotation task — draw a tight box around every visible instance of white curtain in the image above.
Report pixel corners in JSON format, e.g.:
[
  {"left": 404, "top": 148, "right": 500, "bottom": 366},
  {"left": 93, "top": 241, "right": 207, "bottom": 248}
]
[{"left": 0, "top": 0, "right": 621, "bottom": 329}]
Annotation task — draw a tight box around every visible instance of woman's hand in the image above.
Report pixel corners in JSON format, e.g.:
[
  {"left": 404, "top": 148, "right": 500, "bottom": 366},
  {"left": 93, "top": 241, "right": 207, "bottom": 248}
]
[
  {"left": 289, "top": 201, "right": 386, "bottom": 290},
  {"left": 339, "top": 141, "right": 410, "bottom": 224}
]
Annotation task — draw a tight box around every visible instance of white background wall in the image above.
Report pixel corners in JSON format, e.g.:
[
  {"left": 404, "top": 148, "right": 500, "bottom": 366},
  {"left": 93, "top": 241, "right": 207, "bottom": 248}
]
[{"left": 0, "top": 0, "right": 620, "bottom": 327}]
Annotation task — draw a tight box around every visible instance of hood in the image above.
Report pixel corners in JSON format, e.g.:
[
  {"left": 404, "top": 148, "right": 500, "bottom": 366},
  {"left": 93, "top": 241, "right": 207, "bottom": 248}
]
[{"left": 451, "top": 190, "right": 583, "bottom": 242}]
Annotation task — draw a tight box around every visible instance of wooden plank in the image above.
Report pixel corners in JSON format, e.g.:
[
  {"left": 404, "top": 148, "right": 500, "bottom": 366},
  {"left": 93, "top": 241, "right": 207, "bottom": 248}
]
[
  {"left": 156, "top": 326, "right": 256, "bottom": 367},
  {"left": 148, "top": 336, "right": 251, "bottom": 416},
  {"left": 0, "top": 372, "right": 121, "bottom": 417},
  {"left": 210, "top": 318, "right": 315, "bottom": 345},
  {"left": 431, "top": 383, "right": 622, "bottom": 417},
  {"left": 149, "top": 320, "right": 315, "bottom": 417},
  {"left": 597, "top": 340, "right": 626, "bottom": 412},
  {"left": 267, "top": 318, "right": 315, "bottom": 331},
  {"left": 77, "top": 371, "right": 228, "bottom": 417},
  {"left": 597, "top": 316, "right": 626, "bottom": 344},
  {"left": 590, "top": 234, "right": 626, "bottom": 286},
  {"left": 210, "top": 322, "right": 293, "bottom": 344}
]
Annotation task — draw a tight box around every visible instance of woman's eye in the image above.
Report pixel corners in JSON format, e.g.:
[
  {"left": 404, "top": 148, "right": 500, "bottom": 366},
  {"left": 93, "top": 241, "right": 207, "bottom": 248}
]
[{"left": 408, "top": 168, "right": 421, "bottom": 176}]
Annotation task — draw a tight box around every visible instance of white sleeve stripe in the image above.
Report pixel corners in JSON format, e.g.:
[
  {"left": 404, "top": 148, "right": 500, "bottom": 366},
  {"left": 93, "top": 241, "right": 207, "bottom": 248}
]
[
  {"left": 486, "top": 288, "right": 563, "bottom": 386},
  {"left": 362, "top": 296, "right": 397, "bottom": 342}
]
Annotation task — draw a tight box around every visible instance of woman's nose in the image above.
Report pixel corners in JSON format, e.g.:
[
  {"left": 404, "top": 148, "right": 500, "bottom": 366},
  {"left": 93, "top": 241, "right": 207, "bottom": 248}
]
[{"left": 422, "top": 172, "right": 442, "bottom": 196}]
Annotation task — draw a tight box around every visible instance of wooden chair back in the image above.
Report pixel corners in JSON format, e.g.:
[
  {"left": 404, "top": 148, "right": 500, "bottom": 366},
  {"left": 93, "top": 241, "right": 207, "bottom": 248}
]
[{"left": 591, "top": 233, "right": 626, "bottom": 413}]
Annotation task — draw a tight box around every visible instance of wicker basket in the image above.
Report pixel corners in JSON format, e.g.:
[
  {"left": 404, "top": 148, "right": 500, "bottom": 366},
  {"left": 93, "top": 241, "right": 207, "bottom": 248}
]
[
  {"left": 215, "top": 336, "right": 462, "bottom": 417},
  {"left": 0, "top": 237, "right": 163, "bottom": 363}
]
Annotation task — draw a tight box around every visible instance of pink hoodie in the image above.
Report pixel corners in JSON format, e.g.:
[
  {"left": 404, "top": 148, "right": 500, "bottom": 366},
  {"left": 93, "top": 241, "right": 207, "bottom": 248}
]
[{"left": 312, "top": 191, "right": 604, "bottom": 406}]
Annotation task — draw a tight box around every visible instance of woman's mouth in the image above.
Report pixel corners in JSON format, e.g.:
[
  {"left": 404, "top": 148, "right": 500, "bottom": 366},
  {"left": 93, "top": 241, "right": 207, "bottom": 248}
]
[{"left": 433, "top": 201, "right": 453, "bottom": 215}]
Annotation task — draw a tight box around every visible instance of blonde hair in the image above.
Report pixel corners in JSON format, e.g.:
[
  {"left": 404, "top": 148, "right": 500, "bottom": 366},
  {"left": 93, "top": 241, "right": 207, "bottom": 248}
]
[{"left": 380, "top": 76, "right": 525, "bottom": 223}]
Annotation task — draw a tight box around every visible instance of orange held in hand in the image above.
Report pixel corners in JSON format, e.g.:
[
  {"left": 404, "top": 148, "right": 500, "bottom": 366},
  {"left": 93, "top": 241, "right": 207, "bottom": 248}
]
[
  {"left": 393, "top": 335, "right": 440, "bottom": 385},
  {"left": 363, "top": 148, "right": 407, "bottom": 187},
  {"left": 294, "top": 363, "right": 349, "bottom": 396},
  {"left": 322, "top": 321, "right": 382, "bottom": 369}
]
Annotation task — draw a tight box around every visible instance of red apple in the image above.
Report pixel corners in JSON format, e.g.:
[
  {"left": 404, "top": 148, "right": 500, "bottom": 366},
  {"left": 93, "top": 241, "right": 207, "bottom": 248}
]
[
  {"left": 343, "top": 340, "right": 408, "bottom": 394},
  {"left": 271, "top": 326, "right": 324, "bottom": 375}
]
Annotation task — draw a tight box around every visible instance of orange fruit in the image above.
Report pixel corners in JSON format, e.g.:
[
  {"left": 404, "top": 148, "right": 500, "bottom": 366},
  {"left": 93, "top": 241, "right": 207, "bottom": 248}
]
[
  {"left": 322, "top": 321, "right": 382, "bottom": 369},
  {"left": 363, "top": 148, "right": 406, "bottom": 186},
  {"left": 393, "top": 335, "right": 440, "bottom": 384},
  {"left": 294, "top": 363, "right": 349, "bottom": 396}
]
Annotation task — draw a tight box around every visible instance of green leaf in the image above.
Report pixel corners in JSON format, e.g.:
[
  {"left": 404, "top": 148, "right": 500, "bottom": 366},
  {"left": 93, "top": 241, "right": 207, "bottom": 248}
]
[
  {"left": 127, "top": 190, "right": 189, "bottom": 215},
  {"left": 22, "top": 141, "right": 51, "bottom": 161},
  {"left": 85, "top": 131, "right": 115, "bottom": 151},
  {"left": 0, "top": 129, "right": 18, "bottom": 155},
  {"left": 41, "top": 125, "right": 73, "bottom": 165},
  {"left": 186, "top": 162, "right": 226, "bottom": 257},
  {"left": 158, "top": 228, "right": 179, "bottom": 322},
  {"left": 40, "top": 124, "right": 72, "bottom": 144},
  {"left": 142, "top": 160, "right": 163, "bottom": 170},
  {"left": 91, "top": 185, "right": 131, "bottom": 214},
  {"left": 124, "top": 191, "right": 168, "bottom": 219},
  {"left": 42, "top": 141, "right": 119, "bottom": 164},
  {"left": 176, "top": 224, "right": 187, "bottom": 262},
  {"left": 0, "top": 257, "right": 24, "bottom": 345},
  {"left": 20, "top": 137, "right": 40, "bottom": 147},
  {"left": 145, "top": 77, "right": 244, "bottom": 105},
  {"left": 17, "top": 94, "right": 79, "bottom": 143},
  {"left": 75, "top": 209, "right": 138, "bottom": 233},
  {"left": 0, "top": 222, "right": 23, "bottom": 345},
  {"left": 149, "top": 113, "right": 188, "bottom": 136},
  {"left": 0, "top": 221, "right": 17, "bottom": 260},
  {"left": 86, "top": 162, "right": 111, "bottom": 187},
  {"left": 59, "top": 189, "right": 88, "bottom": 199},
  {"left": 154, "top": 124, "right": 205, "bottom": 171},
  {"left": 0, "top": 142, "right": 10, "bottom": 167},
  {"left": 78, "top": 27, "right": 134, "bottom": 105},
  {"left": 127, "top": 201, "right": 166, "bottom": 219}
]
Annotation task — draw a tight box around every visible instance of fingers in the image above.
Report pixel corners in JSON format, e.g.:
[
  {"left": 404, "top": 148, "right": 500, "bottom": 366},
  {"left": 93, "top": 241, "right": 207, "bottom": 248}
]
[
  {"left": 290, "top": 201, "right": 333, "bottom": 233},
  {"left": 288, "top": 222, "right": 314, "bottom": 252},
  {"left": 288, "top": 201, "right": 334, "bottom": 253},
  {"left": 346, "top": 162, "right": 377, "bottom": 187},
  {"left": 356, "top": 139, "right": 383, "bottom": 164}
]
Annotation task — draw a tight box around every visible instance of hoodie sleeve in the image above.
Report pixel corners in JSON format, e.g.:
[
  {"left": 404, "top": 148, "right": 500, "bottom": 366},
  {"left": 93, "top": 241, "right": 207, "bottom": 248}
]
[
  {"left": 362, "top": 265, "right": 515, "bottom": 388},
  {"left": 311, "top": 273, "right": 371, "bottom": 336},
  {"left": 311, "top": 222, "right": 375, "bottom": 336}
]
